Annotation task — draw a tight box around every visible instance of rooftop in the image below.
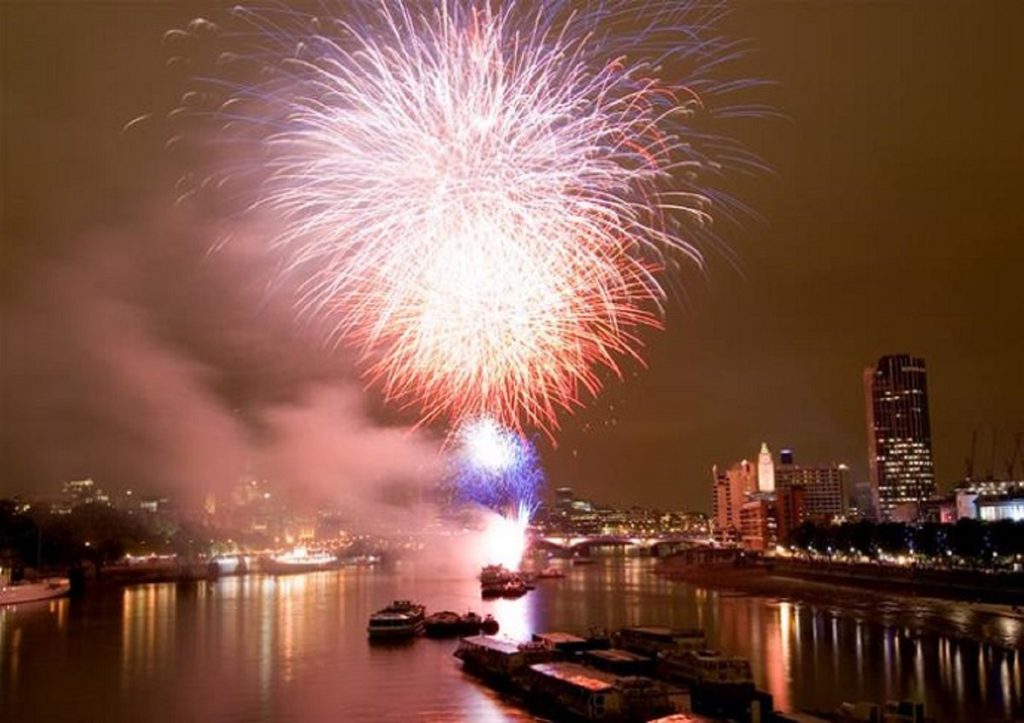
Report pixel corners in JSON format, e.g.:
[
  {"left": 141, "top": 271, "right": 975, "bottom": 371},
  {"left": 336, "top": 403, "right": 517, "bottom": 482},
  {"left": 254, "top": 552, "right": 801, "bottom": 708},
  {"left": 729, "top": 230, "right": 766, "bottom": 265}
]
[{"left": 530, "top": 662, "right": 615, "bottom": 692}]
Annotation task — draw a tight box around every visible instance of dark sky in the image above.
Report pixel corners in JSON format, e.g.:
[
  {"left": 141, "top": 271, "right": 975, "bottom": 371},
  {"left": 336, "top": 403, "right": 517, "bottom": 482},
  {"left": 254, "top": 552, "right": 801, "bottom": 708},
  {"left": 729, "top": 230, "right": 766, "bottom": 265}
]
[{"left": 3, "top": 1, "right": 1023, "bottom": 512}]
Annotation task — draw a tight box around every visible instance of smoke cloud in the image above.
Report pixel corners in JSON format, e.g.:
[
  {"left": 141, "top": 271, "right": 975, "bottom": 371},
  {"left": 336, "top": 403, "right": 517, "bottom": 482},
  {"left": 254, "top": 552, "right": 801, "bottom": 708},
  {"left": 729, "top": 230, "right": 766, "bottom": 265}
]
[{"left": 1, "top": 209, "right": 445, "bottom": 530}]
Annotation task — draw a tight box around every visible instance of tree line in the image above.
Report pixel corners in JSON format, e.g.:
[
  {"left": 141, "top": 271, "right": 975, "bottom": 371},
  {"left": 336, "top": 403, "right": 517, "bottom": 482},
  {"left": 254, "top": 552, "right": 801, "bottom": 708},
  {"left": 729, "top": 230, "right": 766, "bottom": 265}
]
[{"left": 787, "top": 518, "right": 1024, "bottom": 564}]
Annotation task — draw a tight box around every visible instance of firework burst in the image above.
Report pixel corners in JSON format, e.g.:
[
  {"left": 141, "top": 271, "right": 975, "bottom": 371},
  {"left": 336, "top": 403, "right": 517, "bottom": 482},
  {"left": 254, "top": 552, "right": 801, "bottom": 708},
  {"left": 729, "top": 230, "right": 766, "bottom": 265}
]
[
  {"left": 451, "top": 416, "right": 543, "bottom": 516},
  {"left": 158, "top": 1, "right": 759, "bottom": 435}
]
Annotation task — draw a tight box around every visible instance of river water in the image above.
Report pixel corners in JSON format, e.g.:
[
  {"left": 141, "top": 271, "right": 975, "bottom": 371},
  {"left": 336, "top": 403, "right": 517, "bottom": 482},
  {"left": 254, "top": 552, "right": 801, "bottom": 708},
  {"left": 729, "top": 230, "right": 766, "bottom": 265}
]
[{"left": 2, "top": 556, "right": 1022, "bottom": 722}]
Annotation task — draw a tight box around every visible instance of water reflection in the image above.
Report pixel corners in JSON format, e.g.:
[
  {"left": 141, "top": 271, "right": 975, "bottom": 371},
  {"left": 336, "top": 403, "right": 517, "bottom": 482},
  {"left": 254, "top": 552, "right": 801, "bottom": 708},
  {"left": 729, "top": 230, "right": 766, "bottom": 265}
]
[{"left": 1, "top": 558, "right": 1022, "bottom": 721}]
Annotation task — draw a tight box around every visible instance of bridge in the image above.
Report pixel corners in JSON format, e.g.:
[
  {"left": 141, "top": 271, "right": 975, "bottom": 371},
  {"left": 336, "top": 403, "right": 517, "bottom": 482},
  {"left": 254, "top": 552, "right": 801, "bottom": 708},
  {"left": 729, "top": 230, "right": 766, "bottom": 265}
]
[{"left": 530, "top": 533, "right": 716, "bottom": 556}]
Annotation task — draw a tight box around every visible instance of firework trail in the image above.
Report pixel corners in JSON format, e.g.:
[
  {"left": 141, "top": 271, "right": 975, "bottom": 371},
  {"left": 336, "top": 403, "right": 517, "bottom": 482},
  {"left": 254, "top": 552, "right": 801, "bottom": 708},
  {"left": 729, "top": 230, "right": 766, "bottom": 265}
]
[{"left": 155, "top": 0, "right": 760, "bottom": 437}]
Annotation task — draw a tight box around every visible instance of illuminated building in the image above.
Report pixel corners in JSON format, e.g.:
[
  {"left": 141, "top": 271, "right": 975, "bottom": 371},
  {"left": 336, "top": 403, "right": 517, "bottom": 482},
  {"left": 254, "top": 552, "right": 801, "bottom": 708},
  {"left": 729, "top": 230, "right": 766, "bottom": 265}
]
[
  {"left": 712, "top": 459, "right": 757, "bottom": 541},
  {"left": 56, "top": 478, "right": 110, "bottom": 513},
  {"left": 775, "top": 450, "right": 848, "bottom": 523},
  {"left": 977, "top": 495, "right": 1024, "bottom": 521},
  {"left": 739, "top": 494, "right": 776, "bottom": 552},
  {"left": 864, "top": 354, "right": 936, "bottom": 520},
  {"left": 757, "top": 442, "right": 775, "bottom": 492}
]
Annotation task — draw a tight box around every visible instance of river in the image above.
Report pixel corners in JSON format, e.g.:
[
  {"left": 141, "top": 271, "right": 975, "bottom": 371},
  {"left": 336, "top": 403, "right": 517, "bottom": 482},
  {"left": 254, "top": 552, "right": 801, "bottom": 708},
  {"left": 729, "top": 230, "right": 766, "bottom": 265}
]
[{"left": 2, "top": 556, "right": 1022, "bottom": 721}]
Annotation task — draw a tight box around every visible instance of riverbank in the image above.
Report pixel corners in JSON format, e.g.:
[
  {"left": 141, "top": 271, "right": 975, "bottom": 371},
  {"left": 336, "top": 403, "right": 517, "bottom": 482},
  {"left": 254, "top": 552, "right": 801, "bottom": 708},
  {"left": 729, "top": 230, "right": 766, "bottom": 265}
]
[
  {"left": 658, "top": 555, "right": 1024, "bottom": 605},
  {"left": 655, "top": 558, "right": 1024, "bottom": 650}
]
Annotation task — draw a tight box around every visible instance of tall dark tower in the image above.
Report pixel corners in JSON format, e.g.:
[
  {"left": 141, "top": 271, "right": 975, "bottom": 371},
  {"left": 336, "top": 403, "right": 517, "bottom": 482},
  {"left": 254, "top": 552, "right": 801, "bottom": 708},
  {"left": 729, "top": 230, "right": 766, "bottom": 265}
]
[{"left": 864, "top": 354, "right": 936, "bottom": 520}]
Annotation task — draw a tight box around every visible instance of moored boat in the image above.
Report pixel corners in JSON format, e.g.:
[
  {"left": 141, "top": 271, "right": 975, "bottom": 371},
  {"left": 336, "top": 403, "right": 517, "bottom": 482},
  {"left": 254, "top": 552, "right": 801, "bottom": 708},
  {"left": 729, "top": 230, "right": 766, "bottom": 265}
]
[
  {"left": 482, "top": 577, "right": 529, "bottom": 598},
  {"left": 259, "top": 547, "right": 338, "bottom": 575},
  {"left": 367, "top": 599, "right": 426, "bottom": 639},
  {"left": 1, "top": 568, "right": 70, "bottom": 606},
  {"left": 424, "top": 610, "right": 462, "bottom": 637},
  {"left": 425, "top": 610, "right": 496, "bottom": 637},
  {"left": 454, "top": 635, "right": 557, "bottom": 682}
]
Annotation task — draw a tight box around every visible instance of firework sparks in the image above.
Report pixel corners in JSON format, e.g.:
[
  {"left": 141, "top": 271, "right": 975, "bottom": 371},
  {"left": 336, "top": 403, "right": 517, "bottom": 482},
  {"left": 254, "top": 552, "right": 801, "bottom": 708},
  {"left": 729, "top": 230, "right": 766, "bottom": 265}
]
[
  {"left": 452, "top": 417, "right": 543, "bottom": 569},
  {"left": 452, "top": 416, "right": 543, "bottom": 515},
  {"left": 159, "top": 1, "right": 758, "bottom": 435}
]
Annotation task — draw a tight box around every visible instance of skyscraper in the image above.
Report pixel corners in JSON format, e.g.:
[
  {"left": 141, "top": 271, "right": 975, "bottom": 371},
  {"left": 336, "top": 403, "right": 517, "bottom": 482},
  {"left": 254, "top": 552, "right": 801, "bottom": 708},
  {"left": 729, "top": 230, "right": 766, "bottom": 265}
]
[
  {"left": 864, "top": 354, "right": 936, "bottom": 520},
  {"left": 757, "top": 442, "right": 775, "bottom": 492}
]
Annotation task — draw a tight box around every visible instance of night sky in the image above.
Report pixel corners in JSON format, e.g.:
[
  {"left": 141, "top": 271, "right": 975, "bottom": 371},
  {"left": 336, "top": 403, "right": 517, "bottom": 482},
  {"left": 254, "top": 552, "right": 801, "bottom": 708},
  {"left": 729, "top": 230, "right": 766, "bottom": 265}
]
[{"left": 3, "top": 1, "right": 1023, "bottom": 512}]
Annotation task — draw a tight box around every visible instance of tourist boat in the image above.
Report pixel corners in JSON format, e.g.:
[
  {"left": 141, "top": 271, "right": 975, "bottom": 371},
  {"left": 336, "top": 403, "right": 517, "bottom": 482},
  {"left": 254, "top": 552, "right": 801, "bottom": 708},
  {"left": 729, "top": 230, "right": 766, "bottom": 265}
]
[
  {"left": 367, "top": 600, "right": 426, "bottom": 639},
  {"left": 659, "top": 648, "right": 754, "bottom": 691},
  {"left": 480, "top": 564, "right": 530, "bottom": 598},
  {"left": 454, "top": 635, "right": 556, "bottom": 682},
  {"left": 480, "top": 564, "right": 511, "bottom": 584},
  {"left": 0, "top": 568, "right": 71, "bottom": 606},
  {"left": 611, "top": 626, "right": 706, "bottom": 658},
  {"left": 536, "top": 566, "right": 566, "bottom": 579},
  {"left": 258, "top": 547, "right": 338, "bottom": 575},
  {"left": 571, "top": 556, "right": 597, "bottom": 566},
  {"left": 455, "top": 634, "right": 676, "bottom": 721},
  {"left": 525, "top": 661, "right": 675, "bottom": 721},
  {"left": 482, "top": 577, "right": 529, "bottom": 598}
]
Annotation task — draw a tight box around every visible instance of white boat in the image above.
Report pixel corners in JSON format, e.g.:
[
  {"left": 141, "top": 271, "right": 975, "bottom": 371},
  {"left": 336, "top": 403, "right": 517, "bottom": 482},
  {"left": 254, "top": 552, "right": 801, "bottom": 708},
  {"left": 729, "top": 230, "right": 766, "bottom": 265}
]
[
  {"left": 367, "top": 600, "right": 426, "bottom": 639},
  {"left": 259, "top": 547, "right": 338, "bottom": 575},
  {"left": 1, "top": 568, "right": 70, "bottom": 606}
]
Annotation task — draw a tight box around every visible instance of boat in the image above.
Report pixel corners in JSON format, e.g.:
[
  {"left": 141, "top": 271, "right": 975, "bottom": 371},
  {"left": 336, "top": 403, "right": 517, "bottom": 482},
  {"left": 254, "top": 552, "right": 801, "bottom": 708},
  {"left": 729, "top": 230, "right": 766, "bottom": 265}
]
[
  {"left": 425, "top": 610, "right": 495, "bottom": 637},
  {"left": 454, "top": 635, "right": 557, "bottom": 682},
  {"left": 455, "top": 634, "right": 677, "bottom": 721},
  {"left": 424, "top": 610, "right": 462, "bottom": 637},
  {"left": 207, "top": 555, "right": 250, "bottom": 577},
  {"left": 367, "top": 599, "right": 426, "bottom": 639},
  {"left": 0, "top": 568, "right": 71, "bottom": 606},
  {"left": 482, "top": 577, "right": 529, "bottom": 598},
  {"left": 536, "top": 566, "right": 566, "bottom": 579},
  {"left": 572, "top": 556, "right": 597, "bottom": 566},
  {"left": 480, "top": 564, "right": 530, "bottom": 598},
  {"left": 480, "top": 564, "right": 511, "bottom": 584},
  {"left": 526, "top": 661, "right": 675, "bottom": 721},
  {"left": 611, "top": 626, "right": 706, "bottom": 658},
  {"left": 659, "top": 648, "right": 754, "bottom": 690},
  {"left": 259, "top": 547, "right": 338, "bottom": 575}
]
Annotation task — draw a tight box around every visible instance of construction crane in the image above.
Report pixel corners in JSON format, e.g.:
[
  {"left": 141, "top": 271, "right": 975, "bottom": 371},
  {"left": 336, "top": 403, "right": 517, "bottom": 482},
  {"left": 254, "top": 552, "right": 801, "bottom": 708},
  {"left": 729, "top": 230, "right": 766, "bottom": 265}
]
[
  {"left": 987, "top": 428, "right": 999, "bottom": 481},
  {"left": 965, "top": 429, "right": 978, "bottom": 483}
]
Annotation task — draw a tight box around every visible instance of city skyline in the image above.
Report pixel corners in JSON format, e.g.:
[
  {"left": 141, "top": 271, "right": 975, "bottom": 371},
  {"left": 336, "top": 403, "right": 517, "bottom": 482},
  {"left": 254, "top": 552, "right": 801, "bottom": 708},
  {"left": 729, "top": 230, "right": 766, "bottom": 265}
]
[{"left": 3, "top": 2, "right": 1024, "bottom": 512}]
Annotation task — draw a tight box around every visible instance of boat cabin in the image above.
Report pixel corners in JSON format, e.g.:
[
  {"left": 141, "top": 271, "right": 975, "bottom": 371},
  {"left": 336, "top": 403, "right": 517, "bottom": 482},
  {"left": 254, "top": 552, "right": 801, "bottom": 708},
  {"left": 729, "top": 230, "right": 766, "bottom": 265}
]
[{"left": 613, "top": 626, "right": 706, "bottom": 657}]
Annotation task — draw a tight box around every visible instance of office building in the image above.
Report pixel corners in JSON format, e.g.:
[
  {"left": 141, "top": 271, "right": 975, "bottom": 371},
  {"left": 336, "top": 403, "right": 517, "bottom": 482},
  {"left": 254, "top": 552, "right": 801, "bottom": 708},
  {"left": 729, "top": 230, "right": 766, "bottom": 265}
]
[
  {"left": 864, "top": 354, "right": 936, "bottom": 520},
  {"left": 712, "top": 459, "right": 757, "bottom": 541}
]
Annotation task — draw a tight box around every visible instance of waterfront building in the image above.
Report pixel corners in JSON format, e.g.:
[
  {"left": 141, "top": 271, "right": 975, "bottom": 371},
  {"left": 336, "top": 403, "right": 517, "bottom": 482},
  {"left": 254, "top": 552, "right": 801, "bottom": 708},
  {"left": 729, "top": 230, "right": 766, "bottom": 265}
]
[
  {"left": 757, "top": 442, "right": 775, "bottom": 492},
  {"left": 775, "top": 483, "right": 807, "bottom": 544},
  {"left": 775, "top": 452, "right": 848, "bottom": 523},
  {"left": 712, "top": 460, "right": 757, "bottom": 541},
  {"left": 864, "top": 354, "right": 936, "bottom": 520},
  {"left": 739, "top": 494, "right": 776, "bottom": 552},
  {"left": 976, "top": 492, "right": 1024, "bottom": 521}
]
